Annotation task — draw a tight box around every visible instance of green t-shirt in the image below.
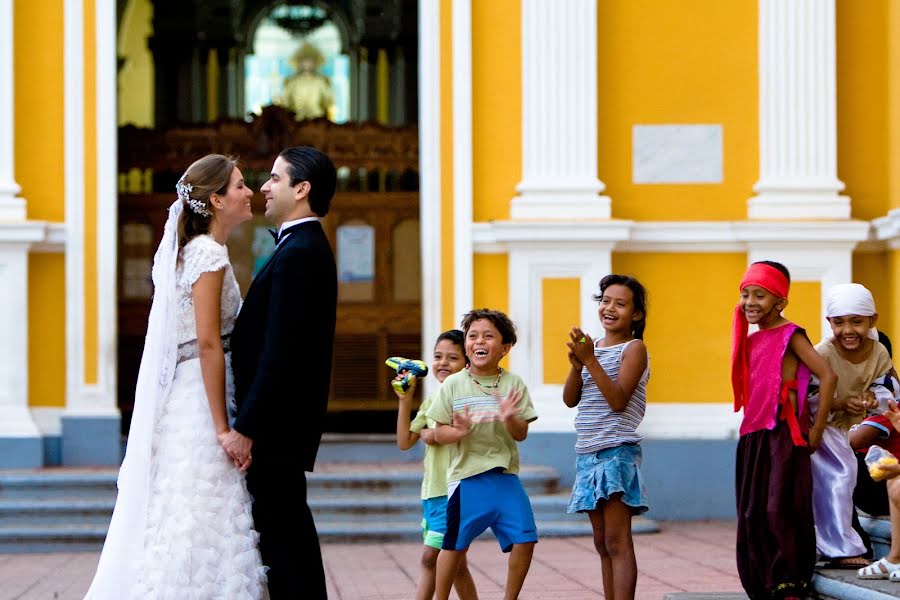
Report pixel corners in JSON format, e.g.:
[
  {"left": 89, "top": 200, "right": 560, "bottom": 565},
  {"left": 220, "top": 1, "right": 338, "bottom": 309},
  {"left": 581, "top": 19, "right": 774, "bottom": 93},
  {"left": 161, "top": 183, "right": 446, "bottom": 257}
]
[
  {"left": 409, "top": 393, "right": 452, "bottom": 500},
  {"left": 425, "top": 369, "right": 538, "bottom": 484}
]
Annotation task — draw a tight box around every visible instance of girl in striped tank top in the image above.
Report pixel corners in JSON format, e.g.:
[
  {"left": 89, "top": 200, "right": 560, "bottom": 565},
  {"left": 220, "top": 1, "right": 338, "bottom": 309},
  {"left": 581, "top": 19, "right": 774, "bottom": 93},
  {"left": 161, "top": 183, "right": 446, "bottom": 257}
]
[{"left": 563, "top": 274, "right": 650, "bottom": 600}]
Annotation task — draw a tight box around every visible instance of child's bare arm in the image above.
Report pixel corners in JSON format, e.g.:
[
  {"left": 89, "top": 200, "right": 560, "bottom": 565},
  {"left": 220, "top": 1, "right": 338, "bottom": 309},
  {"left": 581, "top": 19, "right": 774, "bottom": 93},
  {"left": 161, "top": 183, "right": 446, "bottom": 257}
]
[
  {"left": 500, "top": 387, "right": 529, "bottom": 441},
  {"left": 791, "top": 332, "right": 837, "bottom": 449},
  {"left": 562, "top": 346, "right": 584, "bottom": 408},
  {"left": 394, "top": 375, "right": 420, "bottom": 450},
  {"left": 419, "top": 428, "right": 436, "bottom": 445},
  {"left": 433, "top": 406, "right": 472, "bottom": 445},
  {"left": 576, "top": 338, "right": 648, "bottom": 412},
  {"left": 849, "top": 423, "right": 881, "bottom": 451},
  {"left": 885, "top": 399, "right": 900, "bottom": 433}
]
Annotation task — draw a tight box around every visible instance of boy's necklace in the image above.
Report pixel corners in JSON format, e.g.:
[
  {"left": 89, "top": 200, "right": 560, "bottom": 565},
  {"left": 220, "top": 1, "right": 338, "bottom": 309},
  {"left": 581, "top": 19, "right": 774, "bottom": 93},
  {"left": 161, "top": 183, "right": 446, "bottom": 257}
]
[{"left": 466, "top": 367, "right": 503, "bottom": 395}]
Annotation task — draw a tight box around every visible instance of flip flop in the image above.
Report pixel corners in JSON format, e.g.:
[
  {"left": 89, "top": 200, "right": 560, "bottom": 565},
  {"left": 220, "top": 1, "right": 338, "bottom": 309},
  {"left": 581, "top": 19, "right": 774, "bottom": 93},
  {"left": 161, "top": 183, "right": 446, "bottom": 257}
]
[{"left": 824, "top": 556, "right": 870, "bottom": 570}]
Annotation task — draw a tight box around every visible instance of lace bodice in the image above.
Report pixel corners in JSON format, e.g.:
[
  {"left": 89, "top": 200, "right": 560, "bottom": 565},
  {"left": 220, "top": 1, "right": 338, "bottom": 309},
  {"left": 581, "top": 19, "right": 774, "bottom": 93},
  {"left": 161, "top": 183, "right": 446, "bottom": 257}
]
[{"left": 175, "top": 235, "right": 241, "bottom": 345}]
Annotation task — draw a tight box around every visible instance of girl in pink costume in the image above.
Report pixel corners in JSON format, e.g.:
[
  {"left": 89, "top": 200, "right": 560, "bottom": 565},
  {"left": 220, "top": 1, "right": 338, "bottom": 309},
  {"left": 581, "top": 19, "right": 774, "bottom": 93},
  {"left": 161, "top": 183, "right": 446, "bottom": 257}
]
[{"left": 732, "top": 261, "right": 836, "bottom": 600}]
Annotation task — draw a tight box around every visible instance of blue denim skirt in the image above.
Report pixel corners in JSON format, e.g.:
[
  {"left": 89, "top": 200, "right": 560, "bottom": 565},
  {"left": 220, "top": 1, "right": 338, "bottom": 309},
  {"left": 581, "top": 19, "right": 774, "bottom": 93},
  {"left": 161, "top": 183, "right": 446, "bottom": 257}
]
[{"left": 567, "top": 443, "right": 649, "bottom": 515}]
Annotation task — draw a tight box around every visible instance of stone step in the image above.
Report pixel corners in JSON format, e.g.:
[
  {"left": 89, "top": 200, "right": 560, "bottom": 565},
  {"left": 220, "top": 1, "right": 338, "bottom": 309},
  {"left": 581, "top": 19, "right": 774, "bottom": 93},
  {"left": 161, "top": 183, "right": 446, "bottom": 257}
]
[
  {"left": 0, "top": 510, "right": 659, "bottom": 553},
  {"left": 813, "top": 570, "right": 900, "bottom": 600},
  {"left": 308, "top": 463, "right": 563, "bottom": 496},
  {"left": 0, "top": 463, "right": 595, "bottom": 552},
  {"left": 0, "top": 469, "right": 117, "bottom": 500},
  {"left": 0, "top": 498, "right": 114, "bottom": 526}
]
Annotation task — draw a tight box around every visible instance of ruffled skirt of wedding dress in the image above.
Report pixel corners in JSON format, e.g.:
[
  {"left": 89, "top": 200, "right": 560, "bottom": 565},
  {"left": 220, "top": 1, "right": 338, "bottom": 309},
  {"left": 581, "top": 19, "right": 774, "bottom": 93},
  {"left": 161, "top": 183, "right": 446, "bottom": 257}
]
[{"left": 130, "top": 358, "right": 268, "bottom": 599}]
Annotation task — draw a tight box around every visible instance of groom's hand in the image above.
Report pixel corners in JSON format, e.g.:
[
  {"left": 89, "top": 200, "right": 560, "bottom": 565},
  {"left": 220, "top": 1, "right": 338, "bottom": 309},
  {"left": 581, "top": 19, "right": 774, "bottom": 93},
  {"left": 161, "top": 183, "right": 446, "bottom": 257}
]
[{"left": 220, "top": 429, "right": 254, "bottom": 472}]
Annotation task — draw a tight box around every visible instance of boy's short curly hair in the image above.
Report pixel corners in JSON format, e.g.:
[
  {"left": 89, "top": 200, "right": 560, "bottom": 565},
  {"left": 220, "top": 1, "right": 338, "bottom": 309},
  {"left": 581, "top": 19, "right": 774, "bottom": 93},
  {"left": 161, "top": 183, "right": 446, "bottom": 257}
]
[{"left": 460, "top": 308, "right": 518, "bottom": 346}]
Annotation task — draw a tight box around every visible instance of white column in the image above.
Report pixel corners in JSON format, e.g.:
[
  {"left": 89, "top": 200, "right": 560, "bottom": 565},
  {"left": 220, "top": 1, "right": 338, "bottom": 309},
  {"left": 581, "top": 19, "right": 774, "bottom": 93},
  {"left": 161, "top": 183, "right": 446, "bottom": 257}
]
[
  {"left": 0, "top": 3, "right": 40, "bottom": 462},
  {"left": 419, "top": 0, "right": 442, "bottom": 399},
  {"left": 0, "top": 226, "right": 45, "bottom": 454},
  {"left": 0, "top": 0, "right": 25, "bottom": 220},
  {"left": 749, "top": 0, "right": 849, "bottom": 219},
  {"left": 452, "top": 0, "right": 473, "bottom": 322},
  {"left": 61, "top": 0, "right": 120, "bottom": 466},
  {"left": 96, "top": 0, "right": 118, "bottom": 414},
  {"left": 64, "top": 0, "right": 86, "bottom": 415},
  {"left": 513, "top": 0, "right": 610, "bottom": 220}
]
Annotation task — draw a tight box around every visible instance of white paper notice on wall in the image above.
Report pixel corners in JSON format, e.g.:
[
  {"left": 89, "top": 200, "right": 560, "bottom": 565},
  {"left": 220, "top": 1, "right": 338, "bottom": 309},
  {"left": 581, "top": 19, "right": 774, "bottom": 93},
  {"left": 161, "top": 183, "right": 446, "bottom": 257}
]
[{"left": 632, "top": 124, "right": 723, "bottom": 184}]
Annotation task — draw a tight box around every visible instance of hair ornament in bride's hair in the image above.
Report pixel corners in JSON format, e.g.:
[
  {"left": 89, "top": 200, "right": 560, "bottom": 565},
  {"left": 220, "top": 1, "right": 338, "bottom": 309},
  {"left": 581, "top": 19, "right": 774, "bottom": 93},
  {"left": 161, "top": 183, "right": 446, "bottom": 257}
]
[{"left": 176, "top": 174, "right": 211, "bottom": 217}]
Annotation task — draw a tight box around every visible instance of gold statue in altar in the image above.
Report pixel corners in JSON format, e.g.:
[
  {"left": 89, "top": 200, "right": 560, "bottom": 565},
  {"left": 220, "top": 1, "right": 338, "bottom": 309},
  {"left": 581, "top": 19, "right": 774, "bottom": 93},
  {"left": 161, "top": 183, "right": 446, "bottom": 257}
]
[{"left": 275, "top": 42, "right": 335, "bottom": 121}]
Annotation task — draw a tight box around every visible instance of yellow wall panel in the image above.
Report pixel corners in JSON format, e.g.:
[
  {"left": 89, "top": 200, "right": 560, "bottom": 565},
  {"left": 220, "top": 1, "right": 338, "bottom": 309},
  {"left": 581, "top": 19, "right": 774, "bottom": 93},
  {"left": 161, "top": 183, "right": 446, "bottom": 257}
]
[
  {"left": 14, "top": 0, "right": 65, "bottom": 221},
  {"left": 836, "top": 0, "right": 890, "bottom": 221},
  {"left": 472, "top": 253, "right": 509, "bottom": 317},
  {"left": 854, "top": 252, "right": 892, "bottom": 342},
  {"left": 440, "top": 0, "right": 455, "bottom": 330},
  {"left": 472, "top": 254, "right": 510, "bottom": 370},
  {"left": 890, "top": 2, "right": 900, "bottom": 212},
  {"left": 611, "top": 253, "right": 746, "bottom": 404},
  {"left": 472, "top": 0, "right": 521, "bottom": 222},
  {"left": 28, "top": 254, "right": 66, "bottom": 407},
  {"left": 84, "top": 0, "right": 98, "bottom": 384},
  {"left": 542, "top": 278, "right": 580, "bottom": 385},
  {"left": 882, "top": 251, "right": 900, "bottom": 353},
  {"left": 598, "top": 0, "right": 757, "bottom": 221},
  {"left": 784, "top": 281, "right": 822, "bottom": 344}
]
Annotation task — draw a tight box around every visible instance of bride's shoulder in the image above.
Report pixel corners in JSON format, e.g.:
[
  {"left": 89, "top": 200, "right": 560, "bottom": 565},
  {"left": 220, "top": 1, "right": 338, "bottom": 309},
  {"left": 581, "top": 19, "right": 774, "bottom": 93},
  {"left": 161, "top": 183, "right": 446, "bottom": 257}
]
[
  {"left": 184, "top": 234, "right": 227, "bottom": 255},
  {"left": 181, "top": 235, "right": 229, "bottom": 273}
]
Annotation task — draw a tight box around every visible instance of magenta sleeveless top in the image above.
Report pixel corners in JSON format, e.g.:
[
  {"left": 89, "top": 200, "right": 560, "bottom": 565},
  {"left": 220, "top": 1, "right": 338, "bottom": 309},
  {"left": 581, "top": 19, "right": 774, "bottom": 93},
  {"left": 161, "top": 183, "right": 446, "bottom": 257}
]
[{"left": 739, "top": 322, "right": 810, "bottom": 437}]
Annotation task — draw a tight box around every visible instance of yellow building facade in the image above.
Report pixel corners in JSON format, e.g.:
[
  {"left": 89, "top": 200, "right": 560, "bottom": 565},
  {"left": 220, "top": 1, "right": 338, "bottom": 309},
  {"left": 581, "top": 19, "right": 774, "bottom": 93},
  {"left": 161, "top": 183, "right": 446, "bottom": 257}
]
[{"left": 4, "top": 0, "right": 900, "bottom": 516}]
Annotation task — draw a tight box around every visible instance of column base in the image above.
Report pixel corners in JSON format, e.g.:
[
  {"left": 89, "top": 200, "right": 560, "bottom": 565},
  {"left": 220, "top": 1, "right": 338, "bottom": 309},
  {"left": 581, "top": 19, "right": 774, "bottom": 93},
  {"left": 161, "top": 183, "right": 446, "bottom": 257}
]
[
  {"left": 61, "top": 415, "right": 121, "bottom": 466},
  {"left": 748, "top": 193, "right": 851, "bottom": 220},
  {"left": 0, "top": 437, "right": 43, "bottom": 468},
  {"left": 511, "top": 193, "right": 611, "bottom": 220},
  {"left": 0, "top": 197, "right": 26, "bottom": 220}
]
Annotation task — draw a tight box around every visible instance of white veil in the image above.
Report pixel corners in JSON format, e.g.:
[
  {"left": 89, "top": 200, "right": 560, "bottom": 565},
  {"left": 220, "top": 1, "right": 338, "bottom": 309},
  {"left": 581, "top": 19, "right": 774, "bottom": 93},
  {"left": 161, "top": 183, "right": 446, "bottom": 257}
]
[{"left": 84, "top": 200, "right": 182, "bottom": 598}]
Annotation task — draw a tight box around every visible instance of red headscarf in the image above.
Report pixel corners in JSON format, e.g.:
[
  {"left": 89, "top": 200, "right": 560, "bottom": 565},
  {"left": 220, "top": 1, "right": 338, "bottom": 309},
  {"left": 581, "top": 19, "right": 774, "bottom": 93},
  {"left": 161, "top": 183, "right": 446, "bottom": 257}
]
[{"left": 731, "top": 263, "right": 790, "bottom": 411}]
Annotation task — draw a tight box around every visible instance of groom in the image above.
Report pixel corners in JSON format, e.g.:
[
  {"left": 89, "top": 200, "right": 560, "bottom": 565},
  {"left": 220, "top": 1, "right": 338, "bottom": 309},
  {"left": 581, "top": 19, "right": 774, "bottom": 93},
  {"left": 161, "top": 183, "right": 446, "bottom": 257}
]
[{"left": 222, "top": 146, "right": 337, "bottom": 599}]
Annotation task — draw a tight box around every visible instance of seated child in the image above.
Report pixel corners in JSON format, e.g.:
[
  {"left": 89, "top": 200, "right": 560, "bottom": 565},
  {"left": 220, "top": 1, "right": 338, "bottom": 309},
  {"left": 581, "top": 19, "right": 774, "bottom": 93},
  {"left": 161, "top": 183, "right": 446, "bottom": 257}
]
[
  {"left": 853, "top": 401, "right": 900, "bottom": 579},
  {"left": 808, "top": 283, "right": 894, "bottom": 569},
  {"left": 850, "top": 331, "right": 897, "bottom": 521}
]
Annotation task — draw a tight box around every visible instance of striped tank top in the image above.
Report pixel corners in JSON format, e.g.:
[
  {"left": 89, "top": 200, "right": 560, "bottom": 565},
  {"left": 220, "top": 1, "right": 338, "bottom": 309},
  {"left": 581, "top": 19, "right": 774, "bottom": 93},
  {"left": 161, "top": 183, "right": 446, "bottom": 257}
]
[{"left": 574, "top": 338, "right": 649, "bottom": 454}]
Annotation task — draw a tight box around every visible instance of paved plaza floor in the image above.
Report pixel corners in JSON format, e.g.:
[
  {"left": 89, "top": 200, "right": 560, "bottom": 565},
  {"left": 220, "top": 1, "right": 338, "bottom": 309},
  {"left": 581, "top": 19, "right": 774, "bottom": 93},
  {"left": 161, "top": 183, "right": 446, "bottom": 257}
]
[{"left": 0, "top": 520, "right": 747, "bottom": 599}]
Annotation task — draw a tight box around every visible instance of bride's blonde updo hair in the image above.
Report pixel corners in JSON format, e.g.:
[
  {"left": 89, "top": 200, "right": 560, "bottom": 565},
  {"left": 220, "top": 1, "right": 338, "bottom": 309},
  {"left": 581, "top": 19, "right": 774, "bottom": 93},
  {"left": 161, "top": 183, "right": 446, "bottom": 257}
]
[{"left": 176, "top": 154, "right": 237, "bottom": 248}]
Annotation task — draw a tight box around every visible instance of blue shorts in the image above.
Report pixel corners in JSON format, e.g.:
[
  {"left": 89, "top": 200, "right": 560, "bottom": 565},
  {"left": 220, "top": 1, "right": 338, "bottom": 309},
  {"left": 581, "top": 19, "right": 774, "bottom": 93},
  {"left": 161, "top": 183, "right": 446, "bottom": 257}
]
[
  {"left": 443, "top": 468, "right": 538, "bottom": 552},
  {"left": 422, "top": 496, "right": 448, "bottom": 549},
  {"left": 567, "top": 443, "right": 649, "bottom": 515}
]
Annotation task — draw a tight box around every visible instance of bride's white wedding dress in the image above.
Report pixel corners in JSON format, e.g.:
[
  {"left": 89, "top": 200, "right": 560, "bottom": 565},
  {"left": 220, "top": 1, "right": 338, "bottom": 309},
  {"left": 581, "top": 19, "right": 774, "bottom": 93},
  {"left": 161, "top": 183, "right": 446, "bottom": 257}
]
[{"left": 86, "top": 234, "right": 267, "bottom": 599}]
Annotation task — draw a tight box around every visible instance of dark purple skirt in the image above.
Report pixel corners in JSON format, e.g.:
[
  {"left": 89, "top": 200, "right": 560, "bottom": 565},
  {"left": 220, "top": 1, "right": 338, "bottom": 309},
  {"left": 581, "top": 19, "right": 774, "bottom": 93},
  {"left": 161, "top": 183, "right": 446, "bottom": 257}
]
[{"left": 736, "top": 421, "right": 816, "bottom": 600}]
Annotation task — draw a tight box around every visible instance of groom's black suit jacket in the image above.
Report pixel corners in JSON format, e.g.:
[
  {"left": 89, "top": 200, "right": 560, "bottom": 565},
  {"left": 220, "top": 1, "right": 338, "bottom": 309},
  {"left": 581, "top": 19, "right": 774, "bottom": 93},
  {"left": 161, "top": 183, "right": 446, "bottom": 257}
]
[{"left": 230, "top": 220, "right": 337, "bottom": 471}]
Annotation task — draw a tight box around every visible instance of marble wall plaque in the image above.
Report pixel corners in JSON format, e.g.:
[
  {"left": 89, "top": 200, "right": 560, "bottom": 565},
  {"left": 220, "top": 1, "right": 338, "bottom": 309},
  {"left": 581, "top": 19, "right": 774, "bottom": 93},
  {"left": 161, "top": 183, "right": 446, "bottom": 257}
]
[{"left": 632, "top": 124, "right": 723, "bottom": 184}]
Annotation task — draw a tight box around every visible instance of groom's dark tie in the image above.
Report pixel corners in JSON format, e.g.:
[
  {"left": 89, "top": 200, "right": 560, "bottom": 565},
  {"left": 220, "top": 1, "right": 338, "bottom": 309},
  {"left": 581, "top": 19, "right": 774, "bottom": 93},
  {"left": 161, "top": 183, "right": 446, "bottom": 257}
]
[{"left": 268, "top": 228, "right": 278, "bottom": 243}]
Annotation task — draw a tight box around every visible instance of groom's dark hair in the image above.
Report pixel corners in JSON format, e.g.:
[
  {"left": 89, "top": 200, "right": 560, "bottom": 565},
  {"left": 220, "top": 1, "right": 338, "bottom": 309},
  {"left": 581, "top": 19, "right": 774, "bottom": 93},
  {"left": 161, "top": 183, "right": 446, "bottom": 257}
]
[{"left": 279, "top": 146, "right": 337, "bottom": 217}]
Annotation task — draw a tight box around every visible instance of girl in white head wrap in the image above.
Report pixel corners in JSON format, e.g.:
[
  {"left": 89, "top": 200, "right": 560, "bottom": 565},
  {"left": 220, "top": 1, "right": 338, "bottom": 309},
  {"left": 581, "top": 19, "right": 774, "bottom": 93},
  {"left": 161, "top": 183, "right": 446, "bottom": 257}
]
[
  {"left": 808, "top": 282, "right": 898, "bottom": 571},
  {"left": 824, "top": 283, "right": 879, "bottom": 343}
]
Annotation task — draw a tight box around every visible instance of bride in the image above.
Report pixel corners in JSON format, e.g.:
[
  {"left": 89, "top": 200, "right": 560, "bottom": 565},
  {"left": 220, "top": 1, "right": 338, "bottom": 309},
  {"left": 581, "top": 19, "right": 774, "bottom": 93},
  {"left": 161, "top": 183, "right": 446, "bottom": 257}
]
[{"left": 85, "top": 154, "right": 268, "bottom": 599}]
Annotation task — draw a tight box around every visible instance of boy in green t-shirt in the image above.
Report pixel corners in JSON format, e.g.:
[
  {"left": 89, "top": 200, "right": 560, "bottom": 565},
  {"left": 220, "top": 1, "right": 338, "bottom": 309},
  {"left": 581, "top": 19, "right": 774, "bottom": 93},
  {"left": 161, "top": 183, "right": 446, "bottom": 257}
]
[
  {"left": 394, "top": 329, "right": 477, "bottom": 600},
  {"left": 426, "top": 308, "right": 539, "bottom": 600}
]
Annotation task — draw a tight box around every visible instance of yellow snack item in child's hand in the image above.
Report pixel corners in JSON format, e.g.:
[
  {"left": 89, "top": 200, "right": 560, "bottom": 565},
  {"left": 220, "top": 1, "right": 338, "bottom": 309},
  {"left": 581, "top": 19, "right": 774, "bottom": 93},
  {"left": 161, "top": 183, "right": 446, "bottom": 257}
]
[
  {"left": 879, "top": 456, "right": 899, "bottom": 466},
  {"left": 869, "top": 465, "right": 886, "bottom": 480}
]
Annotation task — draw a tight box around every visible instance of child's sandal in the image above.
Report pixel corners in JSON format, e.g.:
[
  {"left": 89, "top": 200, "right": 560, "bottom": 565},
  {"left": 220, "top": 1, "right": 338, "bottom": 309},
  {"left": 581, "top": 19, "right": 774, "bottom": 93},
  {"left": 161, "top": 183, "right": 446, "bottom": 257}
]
[{"left": 858, "top": 557, "right": 900, "bottom": 579}]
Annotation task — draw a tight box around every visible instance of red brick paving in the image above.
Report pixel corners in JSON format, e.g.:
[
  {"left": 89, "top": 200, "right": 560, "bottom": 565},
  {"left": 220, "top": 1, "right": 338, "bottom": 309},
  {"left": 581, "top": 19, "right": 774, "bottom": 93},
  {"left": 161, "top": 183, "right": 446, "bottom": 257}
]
[{"left": 0, "top": 520, "right": 744, "bottom": 599}]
